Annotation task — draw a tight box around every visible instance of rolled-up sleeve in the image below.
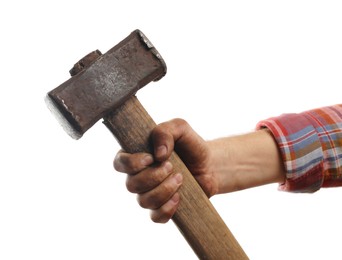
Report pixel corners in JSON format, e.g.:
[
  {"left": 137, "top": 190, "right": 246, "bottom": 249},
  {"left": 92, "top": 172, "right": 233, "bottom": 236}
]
[{"left": 256, "top": 104, "right": 342, "bottom": 193}]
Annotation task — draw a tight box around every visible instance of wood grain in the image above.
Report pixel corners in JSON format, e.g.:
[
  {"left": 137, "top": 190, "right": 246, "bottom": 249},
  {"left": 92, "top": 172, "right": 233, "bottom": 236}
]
[{"left": 103, "top": 96, "right": 248, "bottom": 260}]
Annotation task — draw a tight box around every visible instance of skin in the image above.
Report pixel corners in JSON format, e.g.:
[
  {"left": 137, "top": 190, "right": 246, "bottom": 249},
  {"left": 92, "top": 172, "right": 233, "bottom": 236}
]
[{"left": 114, "top": 118, "right": 285, "bottom": 223}]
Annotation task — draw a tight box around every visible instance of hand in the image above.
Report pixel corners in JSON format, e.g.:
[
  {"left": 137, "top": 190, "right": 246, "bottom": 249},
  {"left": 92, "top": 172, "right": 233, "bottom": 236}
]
[
  {"left": 114, "top": 119, "right": 285, "bottom": 223},
  {"left": 114, "top": 118, "right": 217, "bottom": 223}
]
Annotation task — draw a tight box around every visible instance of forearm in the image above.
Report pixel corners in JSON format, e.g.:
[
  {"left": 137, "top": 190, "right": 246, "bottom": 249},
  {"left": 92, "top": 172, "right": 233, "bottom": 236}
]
[{"left": 208, "top": 129, "right": 285, "bottom": 194}]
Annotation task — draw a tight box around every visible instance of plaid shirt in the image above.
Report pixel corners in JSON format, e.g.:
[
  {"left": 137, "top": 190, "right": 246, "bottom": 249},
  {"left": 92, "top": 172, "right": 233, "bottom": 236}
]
[{"left": 257, "top": 104, "right": 342, "bottom": 193}]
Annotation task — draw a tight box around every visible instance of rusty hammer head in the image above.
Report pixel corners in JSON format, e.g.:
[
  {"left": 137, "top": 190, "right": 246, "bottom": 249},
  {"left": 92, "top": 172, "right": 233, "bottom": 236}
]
[{"left": 46, "top": 30, "right": 167, "bottom": 139}]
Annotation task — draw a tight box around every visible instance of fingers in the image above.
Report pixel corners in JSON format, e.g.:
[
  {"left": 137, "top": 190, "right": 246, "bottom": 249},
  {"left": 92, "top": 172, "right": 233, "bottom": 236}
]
[
  {"left": 142, "top": 174, "right": 182, "bottom": 224},
  {"left": 150, "top": 193, "right": 180, "bottom": 223},
  {"left": 131, "top": 165, "right": 182, "bottom": 223},
  {"left": 115, "top": 118, "right": 204, "bottom": 169},
  {"left": 152, "top": 119, "right": 207, "bottom": 167},
  {"left": 114, "top": 150, "right": 154, "bottom": 174},
  {"left": 152, "top": 118, "right": 190, "bottom": 161},
  {"left": 114, "top": 149, "right": 182, "bottom": 223},
  {"left": 126, "top": 161, "right": 173, "bottom": 194},
  {"left": 137, "top": 172, "right": 182, "bottom": 209},
  {"left": 113, "top": 118, "right": 201, "bottom": 224}
]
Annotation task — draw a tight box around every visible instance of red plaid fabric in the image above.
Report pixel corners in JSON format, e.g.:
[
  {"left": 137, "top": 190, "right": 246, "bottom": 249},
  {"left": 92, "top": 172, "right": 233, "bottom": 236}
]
[{"left": 256, "top": 104, "right": 342, "bottom": 193}]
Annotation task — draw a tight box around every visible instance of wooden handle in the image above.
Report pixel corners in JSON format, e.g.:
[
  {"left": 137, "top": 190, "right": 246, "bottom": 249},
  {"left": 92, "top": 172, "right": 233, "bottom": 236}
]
[{"left": 103, "top": 96, "right": 248, "bottom": 260}]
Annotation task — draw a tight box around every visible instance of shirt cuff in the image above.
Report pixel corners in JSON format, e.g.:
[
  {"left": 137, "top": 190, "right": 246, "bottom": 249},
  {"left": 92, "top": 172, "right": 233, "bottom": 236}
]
[{"left": 256, "top": 113, "right": 324, "bottom": 193}]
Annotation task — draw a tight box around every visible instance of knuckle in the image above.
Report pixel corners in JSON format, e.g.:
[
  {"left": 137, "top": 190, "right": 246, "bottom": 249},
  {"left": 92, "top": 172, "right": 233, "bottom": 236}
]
[
  {"left": 173, "top": 118, "right": 190, "bottom": 134},
  {"left": 150, "top": 213, "right": 161, "bottom": 223},
  {"left": 113, "top": 153, "right": 125, "bottom": 172},
  {"left": 136, "top": 195, "right": 153, "bottom": 209},
  {"left": 125, "top": 177, "right": 138, "bottom": 193},
  {"left": 151, "top": 211, "right": 169, "bottom": 224},
  {"left": 148, "top": 198, "right": 160, "bottom": 210},
  {"left": 126, "top": 160, "right": 141, "bottom": 173},
  {"left": 125, "top": 164, "right": 170, "bottom": 194},
  {"left": 115, "top": 153, "right": 143, "bottom": 174},
  {"left": 162, "top": 179, "right": 176, "bottom": 195},
  {"left": 155, "top": 118, "right": 188, "bottom": 135},
  {"left": 137, "top": 193, "right": 162, "bottom": 210},
  {"left": 151, "top": 163, "right": 171, "bottom": 182},
  {"left": 173, "top": 118, "right": 188, "bottom": 127},
  {"left": 158, "top": 208, "right": 174, "bottom": 223},
  {"left": 134, "top": 173, "right": 179, "bottom": 210},
  {"left": 169, "top": 118, "right": 189, "bottom": 133},
  {"left": 136, "top": 195, "right": 145, "bottom": 208},
  {"left": 150, "top": 199, "right": 177, "bottom": 224}
]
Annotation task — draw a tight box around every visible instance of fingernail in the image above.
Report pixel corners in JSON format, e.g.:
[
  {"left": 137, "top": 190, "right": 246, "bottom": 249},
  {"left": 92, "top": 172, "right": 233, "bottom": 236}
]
[
  {"left": 156, "top": 145, "right": 167, "bottom": 158},
  {"left": 174, "top": 173, "right": 183, "bottom": 185},
  {"left": 164, "top": 161, "right": 173, "bottom": 172},
  {"left": 171, "top": 193, "right": 180, "bottom": 204},
  {"left": 141, "top": 155, "right": 153, "bottom": 166}
]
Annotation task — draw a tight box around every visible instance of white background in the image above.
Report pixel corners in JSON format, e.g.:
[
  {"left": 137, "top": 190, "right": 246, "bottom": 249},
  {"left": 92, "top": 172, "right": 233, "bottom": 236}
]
[{"left": 1, "top": 1, "right": 341, "bottom": 259}]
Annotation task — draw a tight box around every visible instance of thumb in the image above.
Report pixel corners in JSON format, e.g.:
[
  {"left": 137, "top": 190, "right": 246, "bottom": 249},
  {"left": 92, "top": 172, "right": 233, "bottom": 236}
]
[{"left": 152, "top": 119, "right": 207, "bottom": 167}]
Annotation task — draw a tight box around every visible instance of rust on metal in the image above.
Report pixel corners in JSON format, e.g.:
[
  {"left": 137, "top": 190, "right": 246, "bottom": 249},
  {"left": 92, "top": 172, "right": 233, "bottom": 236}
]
[
  {"left": 46, "top": 29, "right": 248, "bottom": 259},
  {"left": 46, "top": 30, "right": 167, "bottom": 138},
  {"left": 69, "top": 50, "right": 102, "bottom": 76}
]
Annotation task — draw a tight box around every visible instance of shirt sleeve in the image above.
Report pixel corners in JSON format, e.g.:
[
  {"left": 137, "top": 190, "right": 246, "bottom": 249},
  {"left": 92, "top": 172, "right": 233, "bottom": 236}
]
[{"left": 256, "top": 104, "right": 342, "bottom": 193}]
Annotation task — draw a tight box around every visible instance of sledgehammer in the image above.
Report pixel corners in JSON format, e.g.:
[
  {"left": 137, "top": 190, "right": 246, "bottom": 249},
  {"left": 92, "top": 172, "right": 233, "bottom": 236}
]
[{"left": 46, "top": 30, "right": 248, "bottom": 259}]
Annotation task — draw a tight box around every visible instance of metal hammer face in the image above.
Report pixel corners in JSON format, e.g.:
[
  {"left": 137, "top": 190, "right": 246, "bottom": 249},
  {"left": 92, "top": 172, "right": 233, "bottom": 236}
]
[
  {"left": 46, "top": 30, "right": 248, "bottom": 259},
  {"left": 46, "top": 30, "right": 167, "bottom": 139}
]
